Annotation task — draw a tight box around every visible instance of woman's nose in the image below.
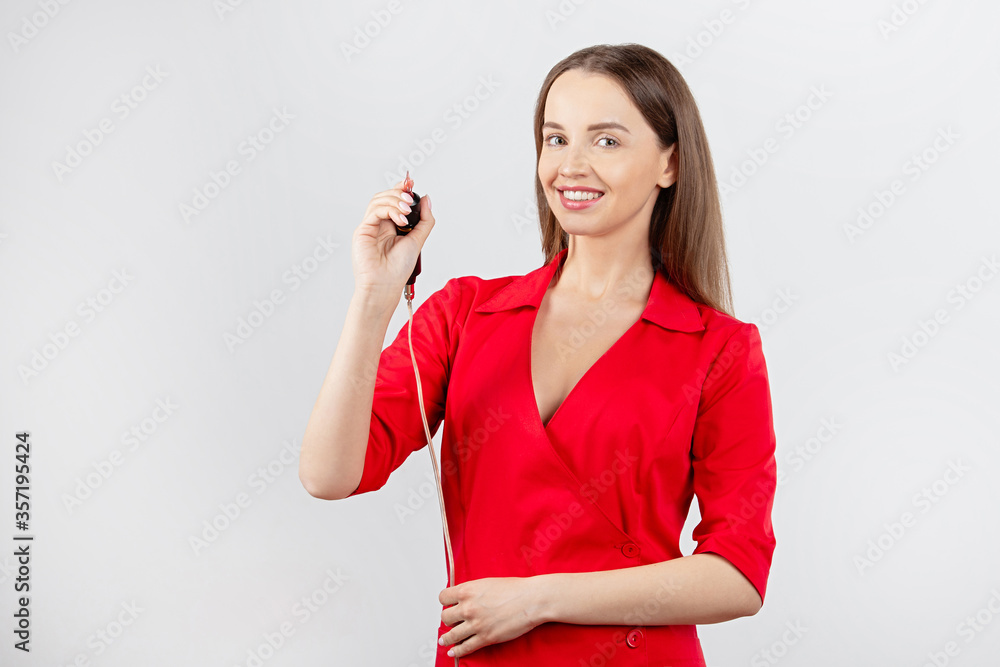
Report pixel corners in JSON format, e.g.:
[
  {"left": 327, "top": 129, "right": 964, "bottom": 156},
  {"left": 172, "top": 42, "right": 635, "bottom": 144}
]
[{"left": 558, "top": 146, "right": 589, "bottom": 176}]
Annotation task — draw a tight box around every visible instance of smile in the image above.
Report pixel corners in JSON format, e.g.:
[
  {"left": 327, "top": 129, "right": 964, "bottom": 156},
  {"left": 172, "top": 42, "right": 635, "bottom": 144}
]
[
  {"left": 560, "top": 189, "right": 604, "bottom": 201},
  {"left": 558, "top": 189, "right": 605, "bottom": 210}
]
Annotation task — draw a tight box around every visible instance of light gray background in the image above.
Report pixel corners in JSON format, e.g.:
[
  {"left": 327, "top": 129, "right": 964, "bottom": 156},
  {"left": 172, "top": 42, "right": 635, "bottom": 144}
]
[{"left": 1, "top": 0, "right": 998, "bottom": 665}]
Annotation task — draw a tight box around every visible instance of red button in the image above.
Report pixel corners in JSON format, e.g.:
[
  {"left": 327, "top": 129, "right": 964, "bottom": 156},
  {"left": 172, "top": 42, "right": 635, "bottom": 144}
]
[
  {"left": 626, "top": 628, "right": 643, "bottom": 648},
  {"left": 621, "top": 542, "right": 640, "bottom": 558}
]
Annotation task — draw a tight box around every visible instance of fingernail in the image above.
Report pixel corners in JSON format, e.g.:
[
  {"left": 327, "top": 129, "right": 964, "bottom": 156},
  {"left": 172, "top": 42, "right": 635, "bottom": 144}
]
[
  {"left": 426, "top": 195, "right": 432, "bottom": 212},
  {"left": 438, "top": 637, "right": 444, "bottom": 645},
  {"left": 401, "top": 191, "right": 414, "bottom": 204}
]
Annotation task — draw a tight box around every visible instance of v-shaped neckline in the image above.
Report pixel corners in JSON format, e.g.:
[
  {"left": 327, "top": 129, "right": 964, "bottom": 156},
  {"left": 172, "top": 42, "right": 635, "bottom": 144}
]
[{"left": 527, "top": 275, "right": 649, "bottom": 431}]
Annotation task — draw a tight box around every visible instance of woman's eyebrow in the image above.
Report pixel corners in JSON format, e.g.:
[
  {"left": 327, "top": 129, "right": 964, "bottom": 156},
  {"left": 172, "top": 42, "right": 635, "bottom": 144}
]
[{"left": 542, "top": 121, "right": 631, "bottom": 134}]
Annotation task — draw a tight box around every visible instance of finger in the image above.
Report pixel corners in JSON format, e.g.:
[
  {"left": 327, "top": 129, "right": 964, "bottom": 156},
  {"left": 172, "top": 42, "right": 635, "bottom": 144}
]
[
  {"left": 440, "top": 601, "right": 461, "bottom": 628},
  {"left": 439, "top": 609, "right": 465, "bottom": 632},
  {"left": 448, "top": 634, "right": 480, "bottom": 659},
  {"left": 365, "top": 192, "right": 415, "bottom": 226},
  {"left": 361, "top": 201, "right": 410, "bottom": 228},
  {"left": 375, "top": 182, "right": 413, "bottom": 207},
  {"left": 441, "top": 621, "right": 473, "bottom": 651},
  {"left": 388, "top": 200, "right": 411, "bottom": 227},
  {"left": 380, "top": 182, "right": 415, "bottom": 205},
  {"left": 404, "top": 194, "right": 435, "bottom": 243},
  {"left": 419, "top": 193, "right": 432, "bottom": 221}
]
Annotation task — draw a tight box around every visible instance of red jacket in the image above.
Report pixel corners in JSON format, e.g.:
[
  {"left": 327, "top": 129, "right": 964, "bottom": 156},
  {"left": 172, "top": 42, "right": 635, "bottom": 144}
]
[{"left": 348, "top": 248, "right": 777, "bottom": 666}]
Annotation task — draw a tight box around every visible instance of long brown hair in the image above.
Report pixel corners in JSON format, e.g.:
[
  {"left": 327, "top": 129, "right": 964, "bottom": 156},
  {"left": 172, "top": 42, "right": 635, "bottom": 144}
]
[{"left": 533, "top": 43, "right": 733, "bottom": 316}]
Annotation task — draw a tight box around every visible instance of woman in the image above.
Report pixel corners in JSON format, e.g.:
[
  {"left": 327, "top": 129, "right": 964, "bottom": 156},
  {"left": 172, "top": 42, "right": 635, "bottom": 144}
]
[{"left": 300, "top": 43, "right": 777, "bottom": 666}]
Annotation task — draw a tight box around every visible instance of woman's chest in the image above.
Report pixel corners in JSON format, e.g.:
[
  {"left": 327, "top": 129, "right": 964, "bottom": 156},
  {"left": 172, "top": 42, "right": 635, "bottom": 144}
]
[
  {"left": 530, "top": 297, "right": 646, "bottom": 428},
  {"left": 442, "top": 308, "right": 707, "bottom": 567},
  {"left": 445, "top": 308, "right": 705, "bottom": 484}
]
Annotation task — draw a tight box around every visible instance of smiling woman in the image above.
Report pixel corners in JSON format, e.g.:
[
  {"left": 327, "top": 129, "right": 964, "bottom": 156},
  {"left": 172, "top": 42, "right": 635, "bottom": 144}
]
[
  {"left": 539, "top": 72, "right": 677, "bottom": 227},
  {"left": 302, "top": 42, "right": 777, "bottom": 667},
  {"left": 532, "top": 46, "right": 732, "bottom": 316}
]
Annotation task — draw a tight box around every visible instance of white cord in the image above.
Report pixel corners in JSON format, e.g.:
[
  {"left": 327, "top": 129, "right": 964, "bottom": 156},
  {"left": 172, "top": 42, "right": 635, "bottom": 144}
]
[{"left": 406, "top": 294, "right": 460, "bottom": 666}]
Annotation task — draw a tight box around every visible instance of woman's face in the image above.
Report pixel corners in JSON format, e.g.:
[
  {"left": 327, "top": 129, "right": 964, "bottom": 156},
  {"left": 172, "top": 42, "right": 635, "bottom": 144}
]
[{"left": 538, "top": 69, "right": 677, "bottom": 239}]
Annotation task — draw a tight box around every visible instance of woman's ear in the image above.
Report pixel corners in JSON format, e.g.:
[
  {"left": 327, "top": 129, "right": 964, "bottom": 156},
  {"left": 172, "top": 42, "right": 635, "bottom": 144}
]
[{"left": 657, "top": 144, "right": 678, "bottom": 189}]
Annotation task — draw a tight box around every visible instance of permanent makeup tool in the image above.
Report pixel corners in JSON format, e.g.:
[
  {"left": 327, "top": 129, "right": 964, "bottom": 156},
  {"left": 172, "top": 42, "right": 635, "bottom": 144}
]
[
  {"left": 394, "top": 172, "right": 460, "bottom": 665},
  {"left": 396, "top": 171, "right": 423, "bottom": 302}
]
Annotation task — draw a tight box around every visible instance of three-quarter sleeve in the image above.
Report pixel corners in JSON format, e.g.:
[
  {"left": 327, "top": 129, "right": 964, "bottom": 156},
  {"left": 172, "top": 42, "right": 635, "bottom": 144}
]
[
  {"left": 689, "top": 322, "right": 777, "bottom": 605},
  {"left": 346, "top": 277, "right": 466, "bottom": 497}
]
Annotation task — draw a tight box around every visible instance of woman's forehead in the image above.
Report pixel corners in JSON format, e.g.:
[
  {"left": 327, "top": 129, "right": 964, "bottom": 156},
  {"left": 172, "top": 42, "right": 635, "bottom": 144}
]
[{"left": 545, "top": 71, "right": 637, "bottom": 123}]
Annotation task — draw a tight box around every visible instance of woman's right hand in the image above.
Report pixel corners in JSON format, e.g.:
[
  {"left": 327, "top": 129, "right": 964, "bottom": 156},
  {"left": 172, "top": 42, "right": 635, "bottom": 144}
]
[{"left": 352, "top": 179, "right": 435, "bottom": 302}]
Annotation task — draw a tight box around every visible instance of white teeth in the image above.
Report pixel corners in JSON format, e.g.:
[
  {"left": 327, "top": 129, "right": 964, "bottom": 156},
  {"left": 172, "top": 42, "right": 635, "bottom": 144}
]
[{"left": 561, "top": 190, "right": 603, "bottom": 201}]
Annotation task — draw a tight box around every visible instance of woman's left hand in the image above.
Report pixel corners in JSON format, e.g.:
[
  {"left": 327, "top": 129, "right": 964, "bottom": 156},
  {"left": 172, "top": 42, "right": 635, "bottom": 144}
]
[{"left": 438, "top": 576, "right": 548, "bottom": 658}]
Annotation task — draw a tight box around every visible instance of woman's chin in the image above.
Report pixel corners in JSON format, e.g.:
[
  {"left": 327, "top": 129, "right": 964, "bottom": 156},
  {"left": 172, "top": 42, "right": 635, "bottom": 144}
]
[{"left": 556, "top": 219, "right": 608, "bottom": 236}]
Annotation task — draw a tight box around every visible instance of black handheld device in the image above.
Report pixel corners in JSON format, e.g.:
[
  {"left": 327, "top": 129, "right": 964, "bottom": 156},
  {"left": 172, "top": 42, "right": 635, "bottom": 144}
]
[{"left": 395, "top": 170, "right": 422, "bottom": 301}]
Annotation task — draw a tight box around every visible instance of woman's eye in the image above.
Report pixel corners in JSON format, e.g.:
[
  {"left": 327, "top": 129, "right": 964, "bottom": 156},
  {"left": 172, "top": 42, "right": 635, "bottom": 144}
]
[{"left": 544, "top": 135, "right": 619, "bottom": 147}]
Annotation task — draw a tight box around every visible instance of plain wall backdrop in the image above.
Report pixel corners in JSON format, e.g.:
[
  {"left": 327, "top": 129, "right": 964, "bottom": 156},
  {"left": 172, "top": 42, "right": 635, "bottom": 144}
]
[{"left": 1, "top": 0, "right": 999, "bottom": 665}]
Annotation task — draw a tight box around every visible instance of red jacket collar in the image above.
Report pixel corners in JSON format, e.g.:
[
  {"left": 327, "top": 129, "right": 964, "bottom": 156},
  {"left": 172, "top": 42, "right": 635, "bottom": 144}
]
[{"left": 474, "top": 248, "right": 706, "bottom": 333}]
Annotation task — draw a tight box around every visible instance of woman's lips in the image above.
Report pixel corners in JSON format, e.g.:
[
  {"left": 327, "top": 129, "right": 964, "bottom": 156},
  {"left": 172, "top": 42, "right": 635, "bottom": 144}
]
[{"left": 558, "top": 189, "right": 604, "bottom": 210}]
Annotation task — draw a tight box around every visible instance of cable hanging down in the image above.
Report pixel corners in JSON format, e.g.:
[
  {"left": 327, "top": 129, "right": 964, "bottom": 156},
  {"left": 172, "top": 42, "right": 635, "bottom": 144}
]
[
  {"left": 406, "top": 292, "right": 460, "bottom": 667},
  {"left": 396, "top": 170, "right": 459, "bottom": 664}
]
